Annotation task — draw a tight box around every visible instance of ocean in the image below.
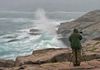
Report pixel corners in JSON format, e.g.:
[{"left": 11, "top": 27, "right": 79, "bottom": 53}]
[{"left": 0, "top": 9, "right": 85, "bottom": 60}]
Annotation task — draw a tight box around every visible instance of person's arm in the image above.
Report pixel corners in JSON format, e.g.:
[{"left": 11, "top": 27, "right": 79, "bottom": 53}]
[{"left": 69, "top": 35, "right": 72, "bottom": 42}]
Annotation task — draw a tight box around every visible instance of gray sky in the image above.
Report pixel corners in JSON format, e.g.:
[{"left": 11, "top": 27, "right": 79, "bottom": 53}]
[{"left": 0, "top": 0, "right": 100, "bottom": 11}]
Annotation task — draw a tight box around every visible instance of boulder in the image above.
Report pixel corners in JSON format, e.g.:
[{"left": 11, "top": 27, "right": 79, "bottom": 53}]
[
  {"left": 0, "top": 59, "right": 14, "bottom": 67},
  {"left": 30, "top": 29, "right": 40, "bottom": 32},
  {"left": 29, "top": 29, "right": 41, "bottom": 35},
  {"left": 15, "top": 48, "right": 70, "bottom": 66}
]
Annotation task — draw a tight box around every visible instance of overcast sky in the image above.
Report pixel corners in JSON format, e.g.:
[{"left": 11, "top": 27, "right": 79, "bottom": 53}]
[{"left": 0, "top": 0, "right": 100, "bottom": 11}]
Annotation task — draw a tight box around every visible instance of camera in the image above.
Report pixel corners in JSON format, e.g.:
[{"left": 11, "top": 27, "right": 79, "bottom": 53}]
[{"left": 80, "top": 32, "right": 83, "bottom": 34}]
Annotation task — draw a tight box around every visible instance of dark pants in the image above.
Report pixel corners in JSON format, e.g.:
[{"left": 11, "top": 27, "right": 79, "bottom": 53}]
[{"left": 72, "top": 49, "right": 81, "bottom": 66}]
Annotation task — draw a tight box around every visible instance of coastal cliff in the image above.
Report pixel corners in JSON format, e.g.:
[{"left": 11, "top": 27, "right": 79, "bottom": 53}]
[
  {"left": 57, "top": 10, "right": 100, "bottom": 40},
  {"left": 0, "top": 10, "right": 100, "bottom": 70}
]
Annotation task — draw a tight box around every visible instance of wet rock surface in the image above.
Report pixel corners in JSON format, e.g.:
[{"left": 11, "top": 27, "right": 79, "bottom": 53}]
[{"left": 29, "top": 29, "right": 41, "bottom": 35}]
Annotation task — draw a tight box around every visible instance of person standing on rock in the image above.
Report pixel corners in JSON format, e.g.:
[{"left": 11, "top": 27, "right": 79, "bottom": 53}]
[{"left": 69, "top": 29, "right": 82, "bottom": 66}]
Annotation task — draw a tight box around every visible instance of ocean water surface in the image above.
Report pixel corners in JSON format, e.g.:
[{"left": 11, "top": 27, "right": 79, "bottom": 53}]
[{"left": 0, "top": 9, "right": 85, "bottom": 60}]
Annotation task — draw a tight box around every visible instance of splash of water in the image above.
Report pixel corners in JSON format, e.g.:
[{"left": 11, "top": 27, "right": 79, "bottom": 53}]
[
  {"left": 33, "top": 9, "right": 66, "bottom": 48},
  {"left": 34, "top": 9, "right": 59, "bottom": 35},
  {"left": 35, "top": 9, "right": 47, "bottom": 20}
]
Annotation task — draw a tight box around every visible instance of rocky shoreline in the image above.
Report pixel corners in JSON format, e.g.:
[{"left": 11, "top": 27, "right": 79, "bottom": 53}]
[
  {"left": 0, "top": 40, "right": 100, "bottom": 70},
  {"left": 57, "top": 10, "right": 100, "bottom": 42},
  {"left": 0, "top": 10, "right": 100, "bottom": 70}
]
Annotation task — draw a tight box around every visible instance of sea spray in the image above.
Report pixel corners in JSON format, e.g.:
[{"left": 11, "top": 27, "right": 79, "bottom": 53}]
[
  {"left": 33, "top": 9, "right": 66, "bottom": 49},
  {"left": 34, "top": 9, "right": 57, "bottom": 35}
]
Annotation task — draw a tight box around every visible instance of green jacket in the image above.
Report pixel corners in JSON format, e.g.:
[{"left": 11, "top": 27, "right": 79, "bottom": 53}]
[{"left": 69, "top": 33, "right": 82, "bottom": 50}]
